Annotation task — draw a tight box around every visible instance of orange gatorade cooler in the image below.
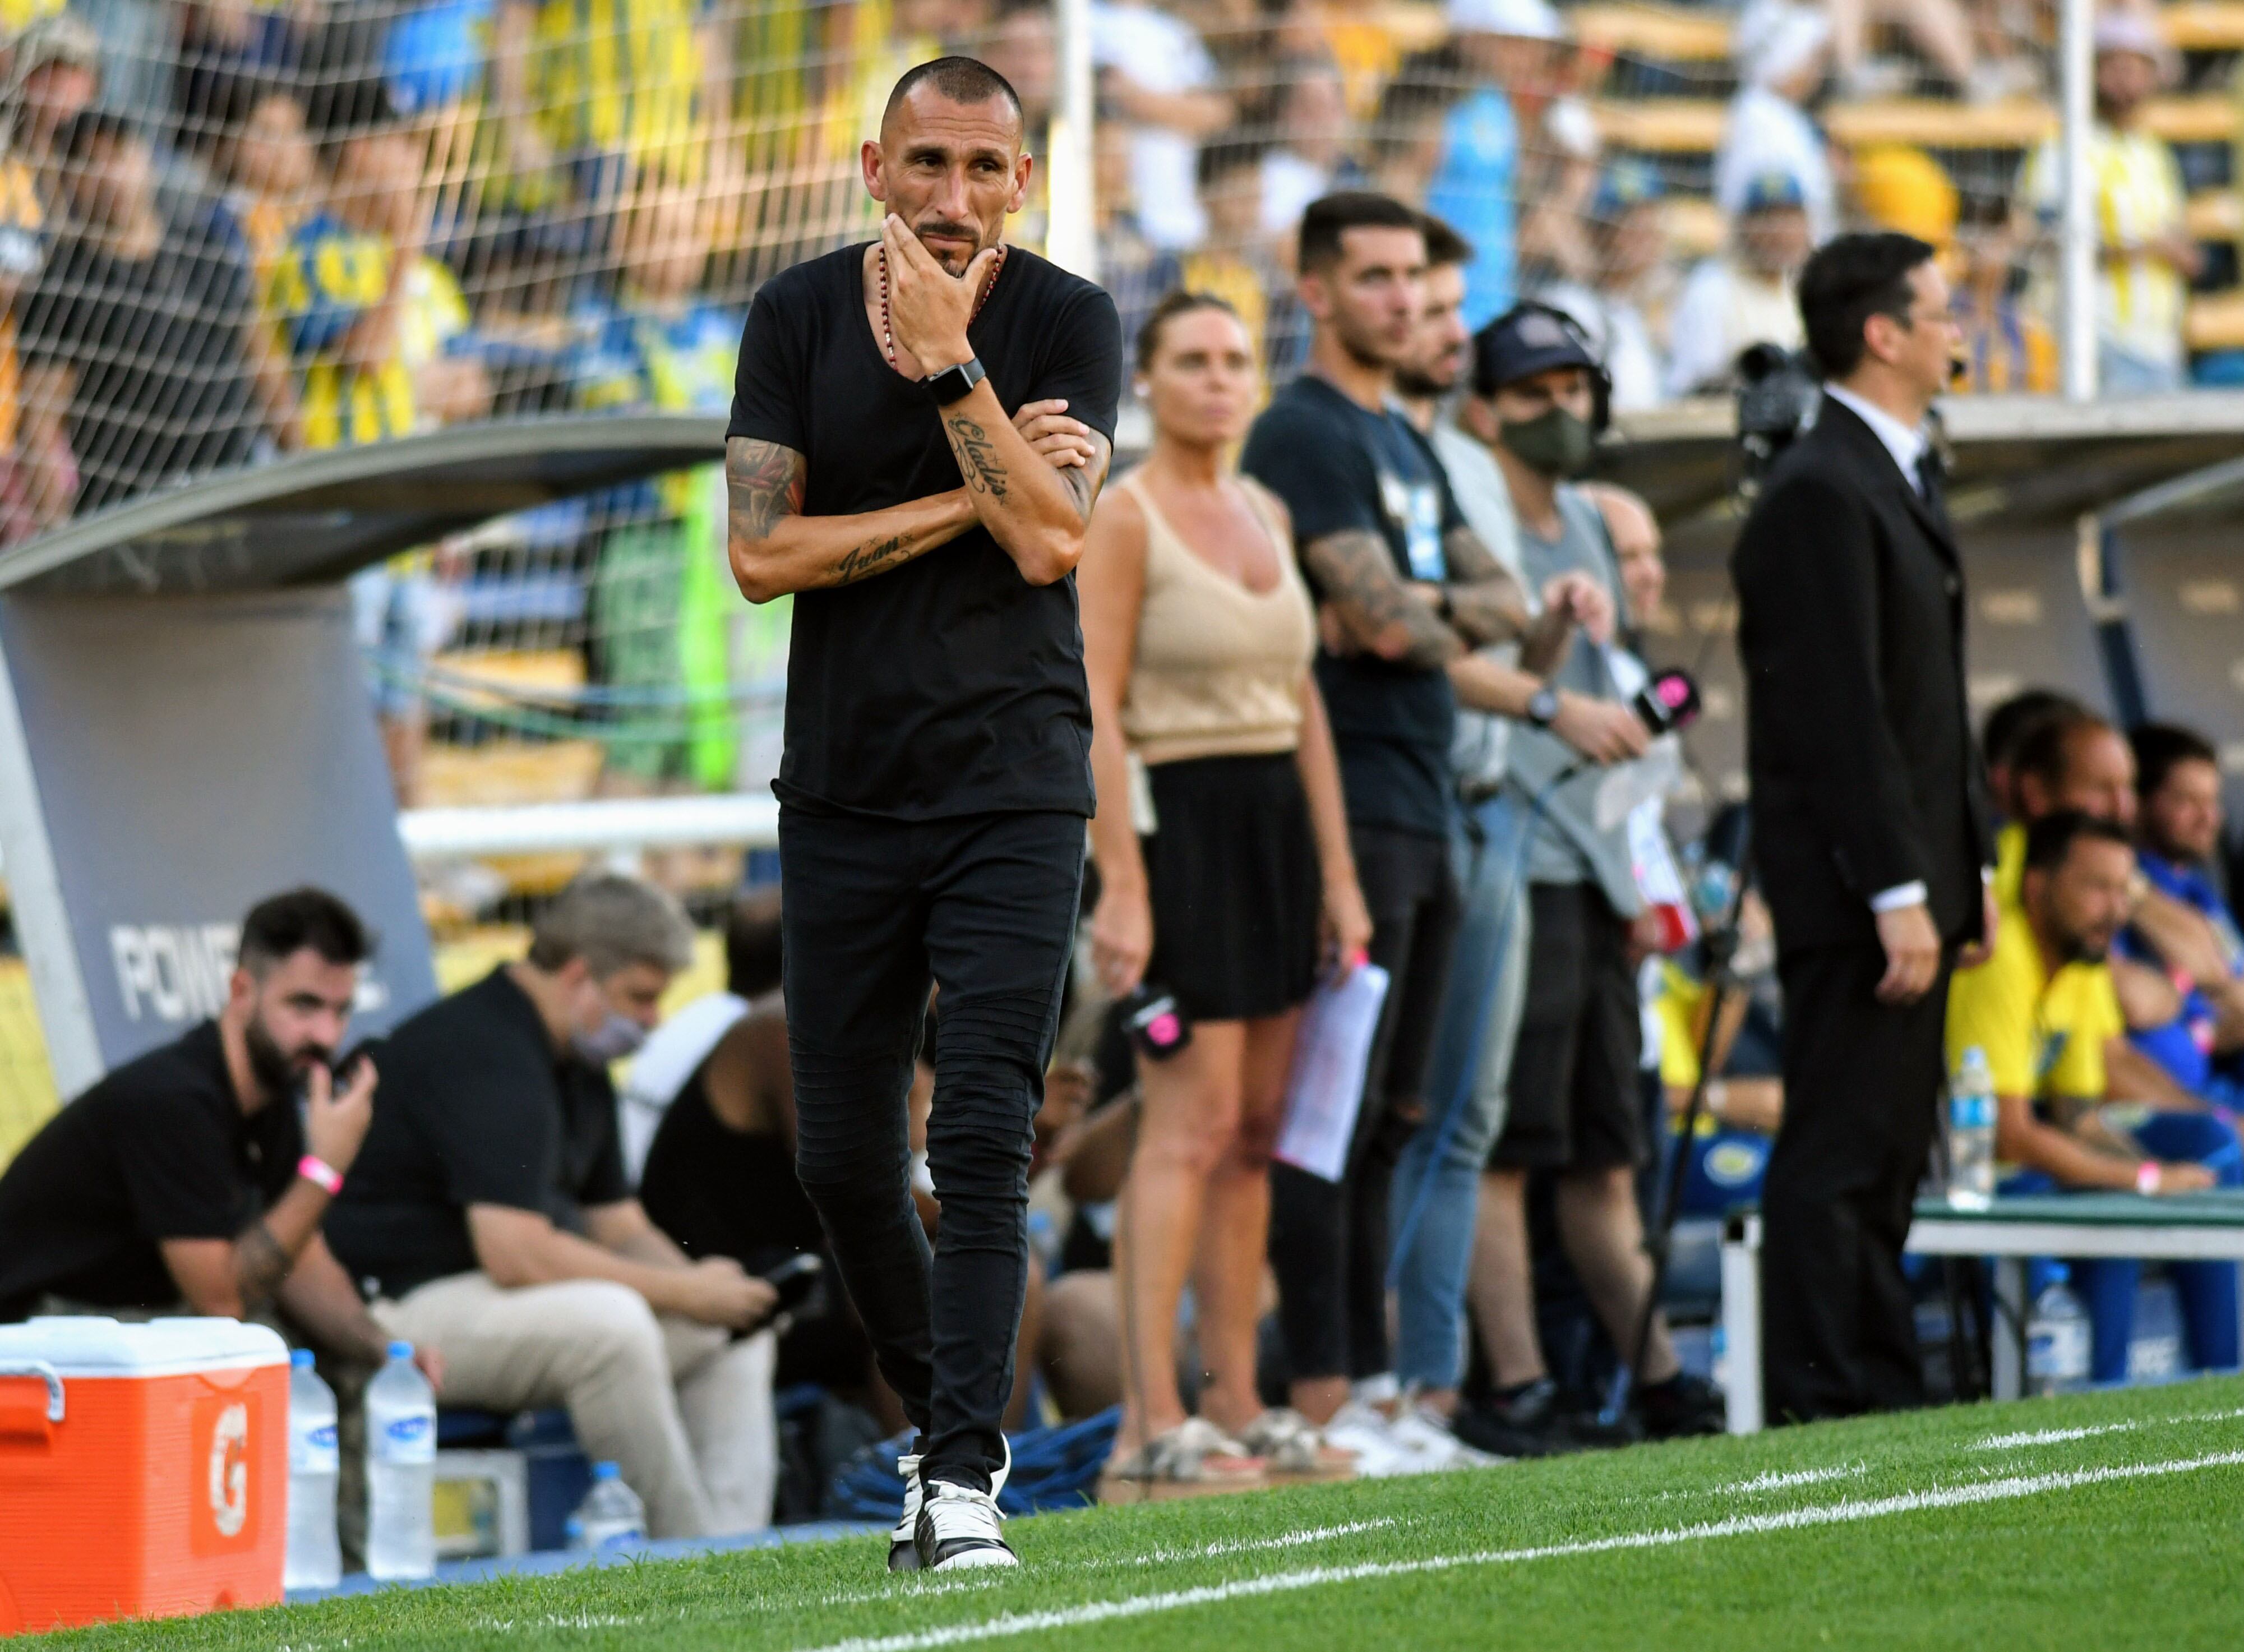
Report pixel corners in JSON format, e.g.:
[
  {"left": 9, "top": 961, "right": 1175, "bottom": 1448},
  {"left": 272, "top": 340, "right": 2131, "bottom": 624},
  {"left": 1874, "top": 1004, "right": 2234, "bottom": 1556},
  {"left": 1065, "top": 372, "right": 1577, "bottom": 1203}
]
[{"left": 0, "top": 1317, "right": 291, "bottom": 1635}]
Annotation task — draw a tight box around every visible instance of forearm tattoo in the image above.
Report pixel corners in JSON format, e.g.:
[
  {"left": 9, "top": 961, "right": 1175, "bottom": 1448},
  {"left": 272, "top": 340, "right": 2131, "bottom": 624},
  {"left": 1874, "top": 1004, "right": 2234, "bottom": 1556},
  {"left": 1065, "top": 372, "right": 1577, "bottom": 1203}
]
[
  {"left": 1439, "top": 527, "right": 1534, "bottom": 648},
  {"left": 944, "top": 413, "right": 1009, "bottom": 500},
  {"left": 1060, "top": 433, "right": 1115, "bottom": 523},
  {"left": 726, "top": 436, "right": 807, "bottom": 543},
  {"left": 233, "top": 1219, "right": 292, "bottom": 1313},
  {"left": 836, "top": 534, "right": 908, "bottom": 584},
  {"left": 1303, "top": 529, "right": 1462, "bottom": 669}
]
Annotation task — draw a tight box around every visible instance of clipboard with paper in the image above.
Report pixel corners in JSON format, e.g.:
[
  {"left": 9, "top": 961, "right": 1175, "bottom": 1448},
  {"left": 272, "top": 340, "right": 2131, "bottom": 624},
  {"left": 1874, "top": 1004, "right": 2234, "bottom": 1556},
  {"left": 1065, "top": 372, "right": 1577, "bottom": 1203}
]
[{"left": 1273, "top": 962, "right": 1392, "bottom": 1182}]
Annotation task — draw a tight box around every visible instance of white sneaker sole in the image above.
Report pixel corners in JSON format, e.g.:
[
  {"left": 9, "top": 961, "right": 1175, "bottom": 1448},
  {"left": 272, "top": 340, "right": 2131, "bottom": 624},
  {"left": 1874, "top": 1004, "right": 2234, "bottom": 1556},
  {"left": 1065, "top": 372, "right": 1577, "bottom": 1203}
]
[{"left": 931, "top": 1546, "right": 1018, "bottom": 1571}]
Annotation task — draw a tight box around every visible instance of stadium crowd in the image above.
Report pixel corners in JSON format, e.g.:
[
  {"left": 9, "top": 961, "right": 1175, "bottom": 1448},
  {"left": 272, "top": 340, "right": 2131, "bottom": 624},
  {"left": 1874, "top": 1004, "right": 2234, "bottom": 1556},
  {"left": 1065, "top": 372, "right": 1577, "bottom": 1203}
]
[
  {"left": 0, "top": 0, "right": 2222, "bottom": 816},
  {"left": 0, "top": 0, "right": 2223, "bottom": 522},
  {"left": 2, "top": 0, "right": 2244, "bottom": 1547}
]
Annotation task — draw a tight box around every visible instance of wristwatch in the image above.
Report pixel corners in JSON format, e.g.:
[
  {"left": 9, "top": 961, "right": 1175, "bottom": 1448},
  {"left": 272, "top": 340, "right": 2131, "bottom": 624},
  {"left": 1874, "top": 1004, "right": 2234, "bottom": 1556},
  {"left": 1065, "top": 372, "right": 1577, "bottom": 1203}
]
[
  {"left": 924, "top": 356, "right": 987, "bottom": 406},
  {"left": 1526, "top": 686, "right": 1559, "bottom": 728}
]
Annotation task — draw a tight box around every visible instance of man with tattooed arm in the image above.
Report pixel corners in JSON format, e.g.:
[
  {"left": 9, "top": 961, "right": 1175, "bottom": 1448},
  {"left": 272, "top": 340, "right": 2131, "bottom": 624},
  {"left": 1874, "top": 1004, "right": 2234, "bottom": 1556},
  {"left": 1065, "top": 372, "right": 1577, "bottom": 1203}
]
[
  {"left": 0, "top": 889, "right": 435, "bottom": 1391},
  {"left": 1238, "top": 192, "right": 1641, "bottom": 1448},
  {"left": 723, "top": 54, "right": 1121, "bottom": 1572}
]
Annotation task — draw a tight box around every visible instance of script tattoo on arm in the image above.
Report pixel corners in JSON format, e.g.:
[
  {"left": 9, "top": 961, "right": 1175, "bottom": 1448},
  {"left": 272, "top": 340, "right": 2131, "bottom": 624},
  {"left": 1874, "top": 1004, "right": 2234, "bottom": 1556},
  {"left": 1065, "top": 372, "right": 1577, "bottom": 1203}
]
[
  {"left": 945, "top": 413, "right": 1010, "bottom": 500},
  {"left": 726, "top": 437, "right": 807, "bottom": 543},
  {"left": 1439, "top": 525, "right": 1536, "bottom": 647},
  {"left": 1303, "top": 529, "right": 1463, "bottom": 669},
  {"left": 232, "top": 1218, "right": 292, "bottom": 1314},
  {"left": 835, "top": 534, "right": 909, "bottom": 584}
]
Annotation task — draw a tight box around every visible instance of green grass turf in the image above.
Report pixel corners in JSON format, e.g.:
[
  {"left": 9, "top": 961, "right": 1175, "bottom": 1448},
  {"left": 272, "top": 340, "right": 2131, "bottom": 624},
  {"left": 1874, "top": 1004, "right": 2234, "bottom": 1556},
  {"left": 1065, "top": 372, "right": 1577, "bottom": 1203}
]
[{"left": 33, "top": 1375, "right": 2244, "bottom": 1652}]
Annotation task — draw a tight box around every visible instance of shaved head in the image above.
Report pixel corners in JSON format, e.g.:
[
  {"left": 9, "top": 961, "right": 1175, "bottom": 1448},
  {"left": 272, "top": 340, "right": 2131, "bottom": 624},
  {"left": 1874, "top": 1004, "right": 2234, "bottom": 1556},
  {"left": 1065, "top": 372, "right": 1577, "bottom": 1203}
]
[{"left": 883, "top": 56, "right": 1023, "bottom": 140}]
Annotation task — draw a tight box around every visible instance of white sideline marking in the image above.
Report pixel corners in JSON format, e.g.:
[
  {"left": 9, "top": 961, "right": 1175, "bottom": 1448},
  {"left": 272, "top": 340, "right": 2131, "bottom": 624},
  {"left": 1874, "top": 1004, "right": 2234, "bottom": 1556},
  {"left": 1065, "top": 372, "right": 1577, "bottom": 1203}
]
[
  {"left": 793, "top": 1450, "right": 2244, "bottom": 1652},
  {"left": 1130, "top": 1518, "right": 1399, "bottom": 1565},
  {"left": 1652, "top": 1462, "right": 1867, "bottom": 1500},
  {"left": 1973, "top": 1406, "right": 2244, "bottom": 1451},
  {"left": 812, "top": 1520, "right": 1402, "bottom": 1608},
  {"left": 1975, "top": 1421, "right": 2140, "bottom": 1450}
]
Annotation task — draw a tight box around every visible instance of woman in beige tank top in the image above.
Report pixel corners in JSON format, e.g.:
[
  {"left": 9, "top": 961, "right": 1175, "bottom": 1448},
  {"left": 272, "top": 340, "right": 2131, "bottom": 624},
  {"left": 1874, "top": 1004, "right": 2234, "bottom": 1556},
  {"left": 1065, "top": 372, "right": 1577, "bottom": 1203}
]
[{"left": 1079, "top": 293, "right": 1373, "bottom": 1487}]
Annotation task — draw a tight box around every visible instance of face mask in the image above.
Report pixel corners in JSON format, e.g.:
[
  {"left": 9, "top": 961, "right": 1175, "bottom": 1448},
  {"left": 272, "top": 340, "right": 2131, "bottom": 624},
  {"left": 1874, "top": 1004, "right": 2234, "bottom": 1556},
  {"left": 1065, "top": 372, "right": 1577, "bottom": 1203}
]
[
  {"left": 1499, "top": 405, "right": 1596, "bottom": 478},
  {"left": 574, "top": 1012, "right": 647, "bottom": 1065}
]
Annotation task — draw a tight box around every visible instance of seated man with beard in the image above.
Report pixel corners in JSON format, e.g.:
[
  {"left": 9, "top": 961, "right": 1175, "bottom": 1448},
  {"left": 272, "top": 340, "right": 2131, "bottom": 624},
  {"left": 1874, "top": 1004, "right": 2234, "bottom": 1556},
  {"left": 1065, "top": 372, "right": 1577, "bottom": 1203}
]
[
  {"left": 1947, "top": 811, "right": 2239, "bottom": 1382},
  {"left": 0, "top": 889, "right": 419, "bottom": 1379}
]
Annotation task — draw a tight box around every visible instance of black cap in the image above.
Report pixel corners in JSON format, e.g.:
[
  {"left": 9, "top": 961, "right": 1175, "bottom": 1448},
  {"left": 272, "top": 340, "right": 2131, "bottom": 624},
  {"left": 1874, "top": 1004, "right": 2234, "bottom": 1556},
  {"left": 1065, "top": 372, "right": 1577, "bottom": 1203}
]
[{"left": 1472, "top": 302, "right": 1604, "bottom": 397}]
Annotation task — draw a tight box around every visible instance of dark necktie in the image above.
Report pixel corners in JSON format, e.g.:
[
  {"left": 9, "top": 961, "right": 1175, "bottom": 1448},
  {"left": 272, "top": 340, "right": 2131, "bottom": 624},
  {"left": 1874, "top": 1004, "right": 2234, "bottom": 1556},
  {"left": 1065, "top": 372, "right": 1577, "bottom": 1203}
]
[{"left": 1914, "top": 446, "right": 1948, "bottom": 522}]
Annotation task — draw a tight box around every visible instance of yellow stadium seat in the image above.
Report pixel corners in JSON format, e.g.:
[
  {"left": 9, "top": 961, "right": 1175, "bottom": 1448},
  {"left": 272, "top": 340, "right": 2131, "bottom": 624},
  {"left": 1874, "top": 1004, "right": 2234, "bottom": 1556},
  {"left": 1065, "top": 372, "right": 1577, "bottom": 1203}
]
[
  {"left": 2186, "top": 290, "right": 2244, "bottom": 350},
  {"left": 2161, "top": 1, "right": 2244, "bottom": 50},
  {"left": 1572, "top": 3, "right": 1733, "bottom": 62}
]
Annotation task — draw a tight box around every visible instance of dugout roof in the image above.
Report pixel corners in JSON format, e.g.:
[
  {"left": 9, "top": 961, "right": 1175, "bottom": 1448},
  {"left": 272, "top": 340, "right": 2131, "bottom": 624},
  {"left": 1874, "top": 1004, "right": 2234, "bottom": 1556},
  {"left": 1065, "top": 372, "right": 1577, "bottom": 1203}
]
[
  {"left": 4, "top": 398, "right": 2244, "bottom": 598},
  {"left": 1614, "top": 391, "right": 2244, "bottom": 547},
  {"left": 0, "top": 414, "right": 730, "bottom": 598}
]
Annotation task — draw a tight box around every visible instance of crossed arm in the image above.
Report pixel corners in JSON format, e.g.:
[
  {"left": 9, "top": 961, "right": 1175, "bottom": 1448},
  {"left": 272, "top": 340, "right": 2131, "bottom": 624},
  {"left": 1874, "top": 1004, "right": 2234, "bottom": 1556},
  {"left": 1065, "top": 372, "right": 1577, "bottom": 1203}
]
[{"left": 727, "top": 403, "right": 1109, "bottom": 603}]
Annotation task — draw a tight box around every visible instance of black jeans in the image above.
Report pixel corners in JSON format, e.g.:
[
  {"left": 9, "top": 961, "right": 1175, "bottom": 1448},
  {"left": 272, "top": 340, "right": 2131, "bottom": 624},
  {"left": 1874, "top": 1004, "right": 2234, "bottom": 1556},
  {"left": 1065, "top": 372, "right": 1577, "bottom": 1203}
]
[
  {"left": 1270, "top": 822, "right": 1462, "bottom": 1382},
  {"left": 779, "top": 805, "right": 1083, "bottom": 1490}
]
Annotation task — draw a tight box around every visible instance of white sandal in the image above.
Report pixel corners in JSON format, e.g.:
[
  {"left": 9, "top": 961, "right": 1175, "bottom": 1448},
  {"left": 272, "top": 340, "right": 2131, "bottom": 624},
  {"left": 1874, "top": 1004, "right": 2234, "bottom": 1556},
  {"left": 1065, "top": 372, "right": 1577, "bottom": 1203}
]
[
  {"left": 1231, "top": 1408, "right": 1358, "bottom": 1479},
  {"left": 1103, "top": 1416, "right": 1266, "bottom": 1487}
]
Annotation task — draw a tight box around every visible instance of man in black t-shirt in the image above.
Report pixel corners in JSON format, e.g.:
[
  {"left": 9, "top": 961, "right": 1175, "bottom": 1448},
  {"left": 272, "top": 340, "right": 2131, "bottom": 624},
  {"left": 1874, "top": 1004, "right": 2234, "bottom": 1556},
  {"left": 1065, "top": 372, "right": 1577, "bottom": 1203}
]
[
  {"left": 328, "top": 874, "right": 781, "bottom": 1539},
  {"left": 1238, "top": 193, "right": 1624, "bottom": 1453},
  {"left": 17, "top": 112, "right": 301, "bottom": 514},
  {"left": 0, "top": 890, "right": 412, "bottom": 1380},
  {"left": 724, "top": 56, "right": 1121, "bottom": 1572}
]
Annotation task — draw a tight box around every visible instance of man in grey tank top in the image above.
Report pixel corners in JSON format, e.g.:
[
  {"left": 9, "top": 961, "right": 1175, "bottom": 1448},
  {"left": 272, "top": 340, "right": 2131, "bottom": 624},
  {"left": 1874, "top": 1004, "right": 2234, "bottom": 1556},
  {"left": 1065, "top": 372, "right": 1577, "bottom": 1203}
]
[{"left": 1466, "top": 303, "right": 1725, "bottom": 1447}]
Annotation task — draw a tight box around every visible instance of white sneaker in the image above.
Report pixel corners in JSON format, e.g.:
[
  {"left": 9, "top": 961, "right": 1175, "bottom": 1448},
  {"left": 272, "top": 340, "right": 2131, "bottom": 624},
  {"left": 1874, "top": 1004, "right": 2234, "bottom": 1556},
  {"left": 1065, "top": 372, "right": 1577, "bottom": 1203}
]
[
  {"left": 913, "top": 1438, "right": 1018, "bottom": 1571},
  {"left": 1385, "top": 1403, "right": 1504, "bottom": 1470},
  {"left": 888, "top": 1452, "right": 924, "bottom": 1572},
  {"left": 1319, "top": 1400, "right": 1416, "bottom": 1478},
  {"left": 914, "top": 1483, "right": 1017, "bottom": 1570}
]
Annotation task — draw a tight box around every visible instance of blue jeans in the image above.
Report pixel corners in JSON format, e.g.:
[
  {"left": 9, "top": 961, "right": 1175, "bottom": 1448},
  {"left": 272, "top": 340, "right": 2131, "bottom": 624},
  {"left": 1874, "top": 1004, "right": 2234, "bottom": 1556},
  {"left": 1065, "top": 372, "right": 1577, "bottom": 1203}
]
[
  {"left": 1389, "top": 792, "right": 1532, "bottom": 1390},
  {"left": 2000, "top": 1110, "right": 2244, "bottom": 1382}
]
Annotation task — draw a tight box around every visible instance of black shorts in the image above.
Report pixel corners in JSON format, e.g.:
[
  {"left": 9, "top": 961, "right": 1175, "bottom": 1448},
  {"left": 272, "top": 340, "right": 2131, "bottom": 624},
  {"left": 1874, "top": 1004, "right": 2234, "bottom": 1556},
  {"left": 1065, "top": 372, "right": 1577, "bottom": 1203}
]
[
  {"left": 1142, "top": 752, "right": 1322, "bottom": 1022},
  {"left": 1491, "top": 882, "right": 1645, "bottom": 1171}
]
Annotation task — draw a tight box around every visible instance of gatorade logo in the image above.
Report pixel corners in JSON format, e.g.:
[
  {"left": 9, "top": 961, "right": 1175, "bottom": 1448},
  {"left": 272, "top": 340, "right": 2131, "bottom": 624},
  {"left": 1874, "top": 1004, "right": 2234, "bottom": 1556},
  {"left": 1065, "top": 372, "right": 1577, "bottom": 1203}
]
[
  {"left": 191, "top": 1391, "right": 263, "bottom": 1553},
  {"left": 210, "top": 1405, "right": 250, "bottom": 1536}
]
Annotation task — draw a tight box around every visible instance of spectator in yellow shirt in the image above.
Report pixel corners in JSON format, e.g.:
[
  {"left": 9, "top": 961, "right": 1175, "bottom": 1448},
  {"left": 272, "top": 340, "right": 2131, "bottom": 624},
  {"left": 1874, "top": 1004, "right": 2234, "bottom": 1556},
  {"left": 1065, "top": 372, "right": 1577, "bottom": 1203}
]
[
  {"left": 2016, "top": 13, "right": 2200, "bottom": 394},
  {"left": 1946, "top": 812, "right": 2172, "bottom": 1185},
  {"left": 492, "top": 0, "right": 733, "bottom": 211},
  {"left": 1946, "top": 809, "right": 2240, "bottom": 1380}
]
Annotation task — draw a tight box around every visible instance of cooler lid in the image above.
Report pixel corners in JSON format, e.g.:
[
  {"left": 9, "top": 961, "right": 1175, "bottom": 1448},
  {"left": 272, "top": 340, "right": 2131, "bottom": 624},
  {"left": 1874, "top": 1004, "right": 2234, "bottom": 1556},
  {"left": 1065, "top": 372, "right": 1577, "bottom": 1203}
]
[{"left": 0, "top": 1316, "right": 290, "bottom": 1378}]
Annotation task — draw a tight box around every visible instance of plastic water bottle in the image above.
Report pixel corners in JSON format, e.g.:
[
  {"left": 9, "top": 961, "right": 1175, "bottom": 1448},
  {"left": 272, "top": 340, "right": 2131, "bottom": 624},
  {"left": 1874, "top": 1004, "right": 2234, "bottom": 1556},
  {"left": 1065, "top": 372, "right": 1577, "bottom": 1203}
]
[
  {"left": 365, "top": 1340, "right": 437, "bottom": 1580},
  {"left": 284, "top": 1350, "right": 341, "bottom": 1590},
  {"left": 2025, "top": 1267, "right": 2092, "bottom": 1395},
  {"left": 1947, "top": 1047, "right": 1997, "bottom": 1209},
  {"left": 567, "top": 1461, "right": 647, "bottom": 1551}
]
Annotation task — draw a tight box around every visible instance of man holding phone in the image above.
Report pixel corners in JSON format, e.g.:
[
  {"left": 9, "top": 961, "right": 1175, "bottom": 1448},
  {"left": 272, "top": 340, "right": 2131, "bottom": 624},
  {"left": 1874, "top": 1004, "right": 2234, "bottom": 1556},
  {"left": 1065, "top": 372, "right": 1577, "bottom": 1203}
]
[
  {"left": 0, "top": 889, "right": 428, "bottom": 1388},
  {"left": 329, "top": 874, "right": 781, "bottom": 1539}
]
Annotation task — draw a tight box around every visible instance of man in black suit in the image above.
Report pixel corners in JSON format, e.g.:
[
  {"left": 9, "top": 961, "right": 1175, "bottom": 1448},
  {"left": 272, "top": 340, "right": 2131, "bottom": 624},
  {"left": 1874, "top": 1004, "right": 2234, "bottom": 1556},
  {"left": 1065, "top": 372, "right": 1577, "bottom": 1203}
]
[{"left": 1732, "top": 233, "right": 1997, "bottom": 1422}]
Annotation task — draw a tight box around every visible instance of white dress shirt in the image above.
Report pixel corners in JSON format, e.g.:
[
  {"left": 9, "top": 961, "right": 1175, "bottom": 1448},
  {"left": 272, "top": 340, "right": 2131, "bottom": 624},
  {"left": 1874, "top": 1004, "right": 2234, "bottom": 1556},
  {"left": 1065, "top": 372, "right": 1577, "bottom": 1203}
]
[
  {"left": 1821, "top": 382, "right": 1929, "bottom": 497},
  {"left": 1819, "top": 382, "right": 1935, "bottom": 913}
]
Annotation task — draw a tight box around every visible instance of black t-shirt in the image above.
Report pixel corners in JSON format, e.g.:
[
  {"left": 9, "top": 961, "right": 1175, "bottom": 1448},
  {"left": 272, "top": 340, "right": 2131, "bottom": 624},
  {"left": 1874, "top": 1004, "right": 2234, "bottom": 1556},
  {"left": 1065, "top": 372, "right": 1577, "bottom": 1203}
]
[
  {"left": 326, "top": 967, "right": 629, "bottom": 1300},
  {"left": 726, "top": 243, "right": 1123, "bottom": 819},
  {"left": 17, "top": 209, "right": 264, "bottom": 514},
  {"left": 638, "top": 1063, "right": 823, "bottom": 1274},
  {"left": 0, "top": 1022, "right": 299, "bottom": 1319},
  {"left": 1240, "top": 375, "right": 1463, "bottom": 839}
]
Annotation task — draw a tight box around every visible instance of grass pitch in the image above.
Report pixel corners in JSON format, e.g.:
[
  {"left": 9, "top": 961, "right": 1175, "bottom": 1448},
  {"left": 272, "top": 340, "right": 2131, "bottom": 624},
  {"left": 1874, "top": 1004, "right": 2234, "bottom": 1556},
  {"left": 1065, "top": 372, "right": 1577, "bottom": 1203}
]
[{"left": 39, "top": 1376, "right": 2244, "bottom": 1652}]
